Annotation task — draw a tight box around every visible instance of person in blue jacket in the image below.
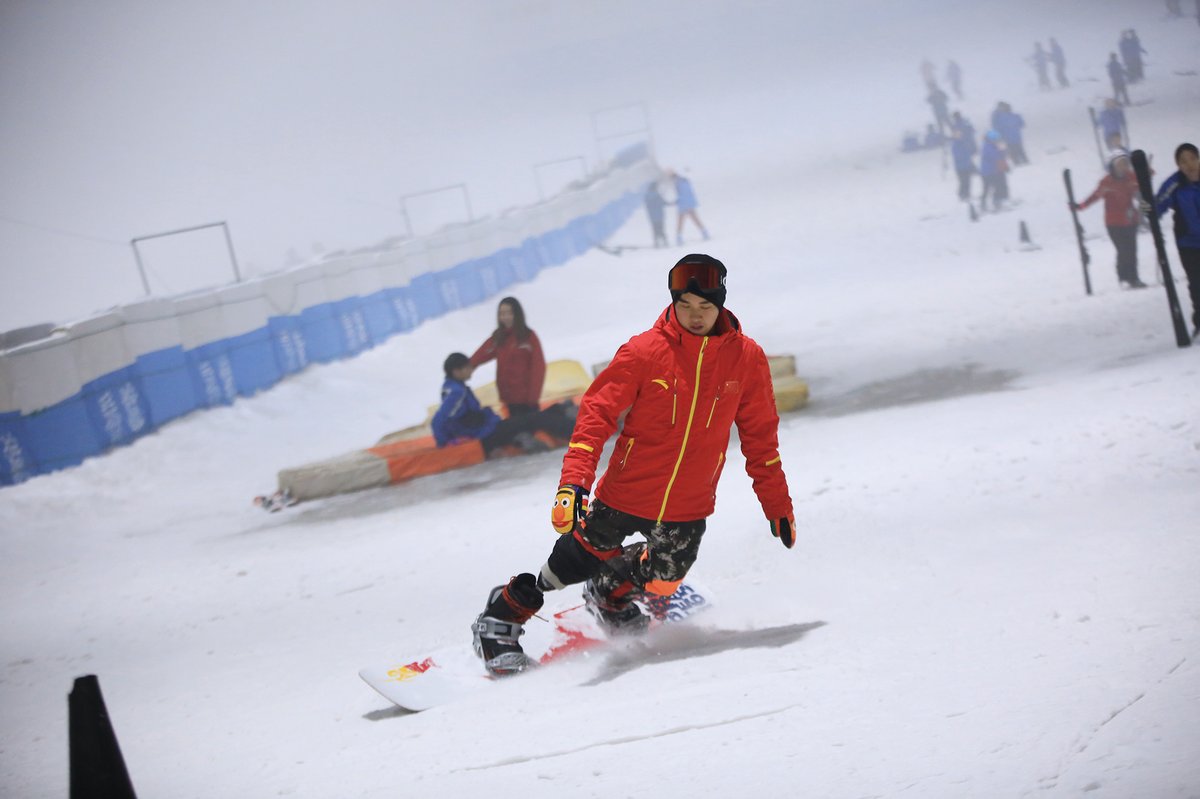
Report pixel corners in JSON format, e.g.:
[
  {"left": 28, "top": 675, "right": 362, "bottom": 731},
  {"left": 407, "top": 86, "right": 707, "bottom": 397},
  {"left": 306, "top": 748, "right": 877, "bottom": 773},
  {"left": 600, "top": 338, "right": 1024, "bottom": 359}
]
[
  {"left": 669, "top": 170, "right": 709, "bottom": 245},
  {"left": 1096, "top": 98, "right": 1127, "bottom": 151},
  {"left": 949, "top": 114, "right": 977, "bottom": 201},
  {"left": 991, "top": 101, "right": 1028, "bottom": 165},
  {"left": 433, "top": 352, "right": 576, "bottom": 455},
  {"left": 1153, "top": 143, "right": 1200, "bottom": 338},
  {"left": 978, "top": 130, "right": 1009, "bottom": 212}
]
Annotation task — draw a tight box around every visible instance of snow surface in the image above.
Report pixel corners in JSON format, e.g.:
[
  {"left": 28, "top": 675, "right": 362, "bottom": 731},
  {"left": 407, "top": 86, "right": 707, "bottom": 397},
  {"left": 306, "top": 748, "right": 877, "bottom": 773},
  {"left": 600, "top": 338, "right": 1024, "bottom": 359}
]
[{"left": 3, "top": 3, "right": 1200, "bottom": 797}]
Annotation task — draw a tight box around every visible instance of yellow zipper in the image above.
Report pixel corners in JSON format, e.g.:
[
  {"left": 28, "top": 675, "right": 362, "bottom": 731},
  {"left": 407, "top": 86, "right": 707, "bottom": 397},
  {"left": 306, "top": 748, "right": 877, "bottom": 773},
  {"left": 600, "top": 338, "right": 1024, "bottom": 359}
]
[
  {"left": 705, "top": 394, "right": 718, "bottom": 428},
  {"left": 657, "top": 337, "right": 707, "bottom": 522},
  {"left": 711, "top": 451, "right": 724, "bottom": 483},
  {"left": 620, "top": 437, "right": 635, "bottom": 468}
]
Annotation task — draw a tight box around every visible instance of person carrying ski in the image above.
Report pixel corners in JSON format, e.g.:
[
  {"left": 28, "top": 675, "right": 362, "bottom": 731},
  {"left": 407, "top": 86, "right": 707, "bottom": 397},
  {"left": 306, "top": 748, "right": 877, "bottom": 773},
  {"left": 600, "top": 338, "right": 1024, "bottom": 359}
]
[
  {"left": 1152, "top": 142, "right": 1200, "bottom": 339},
  {"left": 1073, "top": 153, "right": 1146, "bottom": 288},
  {"left": 978, "top": 130, "right": 1010, "bottom": 212},
  {"left": 471, "top": 253, "right": 796, "bottom": 676}
]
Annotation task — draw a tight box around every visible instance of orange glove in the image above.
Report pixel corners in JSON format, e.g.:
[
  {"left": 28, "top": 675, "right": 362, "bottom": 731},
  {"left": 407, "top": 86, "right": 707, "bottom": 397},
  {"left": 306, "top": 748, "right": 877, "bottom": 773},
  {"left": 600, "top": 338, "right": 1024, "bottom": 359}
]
[
  {"left": 770, "top": 515, "right": 796, "bottom": 549},
  {"left": 551, "top": 484, "right": 589, "bottom": 535}
]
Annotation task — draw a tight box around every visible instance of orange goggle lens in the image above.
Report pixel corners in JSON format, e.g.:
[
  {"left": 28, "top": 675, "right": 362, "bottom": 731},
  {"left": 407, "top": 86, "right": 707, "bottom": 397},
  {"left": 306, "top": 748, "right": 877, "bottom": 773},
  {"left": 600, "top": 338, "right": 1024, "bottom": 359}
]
[{"left": 668, "top": 261, "right": 724, "bottom": 291}]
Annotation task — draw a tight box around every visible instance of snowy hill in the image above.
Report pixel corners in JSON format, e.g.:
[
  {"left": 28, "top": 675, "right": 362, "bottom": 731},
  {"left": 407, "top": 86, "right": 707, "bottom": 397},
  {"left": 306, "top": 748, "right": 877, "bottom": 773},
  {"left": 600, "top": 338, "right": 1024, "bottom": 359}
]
[{"left": 2, "top": 2, "right": 1199, "bottom": 797}]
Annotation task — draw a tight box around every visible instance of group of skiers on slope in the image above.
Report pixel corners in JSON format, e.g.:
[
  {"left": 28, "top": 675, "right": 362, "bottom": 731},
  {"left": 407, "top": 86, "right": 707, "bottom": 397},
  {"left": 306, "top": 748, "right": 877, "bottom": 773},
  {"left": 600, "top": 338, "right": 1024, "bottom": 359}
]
[{"left": 946, "top": 103, "right": 1027, "bottom": 213}]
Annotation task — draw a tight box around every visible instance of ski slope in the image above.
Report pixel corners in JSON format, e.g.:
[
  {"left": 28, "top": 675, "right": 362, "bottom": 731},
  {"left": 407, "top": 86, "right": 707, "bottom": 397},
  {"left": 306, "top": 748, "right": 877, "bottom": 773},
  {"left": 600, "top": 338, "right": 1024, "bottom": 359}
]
[{"left": 3, "top": 3, "right": 1199, "bottom": 797}]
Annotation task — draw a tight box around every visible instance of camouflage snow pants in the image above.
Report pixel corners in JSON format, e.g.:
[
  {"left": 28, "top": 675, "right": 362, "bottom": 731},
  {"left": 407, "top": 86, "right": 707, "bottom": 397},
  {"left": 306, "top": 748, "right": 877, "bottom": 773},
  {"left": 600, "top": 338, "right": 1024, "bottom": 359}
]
[{"left": 540, "top": 499, "right": 705, "bottom": 606}]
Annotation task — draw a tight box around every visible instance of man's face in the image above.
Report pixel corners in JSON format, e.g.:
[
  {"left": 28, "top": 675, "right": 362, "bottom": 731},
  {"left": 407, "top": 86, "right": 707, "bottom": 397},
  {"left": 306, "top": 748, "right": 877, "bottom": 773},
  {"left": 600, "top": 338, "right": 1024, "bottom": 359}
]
[
  {"left": 1178, "top": 149, "right": 1200, "bottom": 183},
  {"left": 674, "top": 293, "right": 720, "bottom": 336}
]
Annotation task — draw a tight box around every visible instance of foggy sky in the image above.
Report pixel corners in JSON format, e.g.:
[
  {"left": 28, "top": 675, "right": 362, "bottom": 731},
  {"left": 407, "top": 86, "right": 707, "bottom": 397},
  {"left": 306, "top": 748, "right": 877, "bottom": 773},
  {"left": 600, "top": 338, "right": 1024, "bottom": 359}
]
[{"left": 1, "top": 0, "right": 1109, "bottom": 330}]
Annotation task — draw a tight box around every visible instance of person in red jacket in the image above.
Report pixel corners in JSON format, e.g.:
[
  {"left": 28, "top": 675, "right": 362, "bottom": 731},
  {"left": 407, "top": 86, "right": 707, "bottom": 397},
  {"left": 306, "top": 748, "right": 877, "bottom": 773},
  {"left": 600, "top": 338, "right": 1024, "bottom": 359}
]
[
  {"left": 469, "top": 297, "right": 546, "bottom": 417},
  {"left": 471, "top": 253, "right": 796, "bottom": 676},
  {"left": 1074, "top": 152, "right": 1147, "bottom": 288}
]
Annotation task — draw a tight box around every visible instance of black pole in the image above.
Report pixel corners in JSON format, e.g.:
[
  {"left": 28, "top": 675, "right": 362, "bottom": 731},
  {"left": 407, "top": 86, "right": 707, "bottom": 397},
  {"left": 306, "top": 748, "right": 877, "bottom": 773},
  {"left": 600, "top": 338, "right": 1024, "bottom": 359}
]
[
  {"left": 69, "top": 675, "right": 138, "bottom": 799},
  {"left": 1063, "top": 169, "right": 1093, "bottom": 296},
  {"left": 1130, "top": 149, "right": 1192, "bottom": 348}
]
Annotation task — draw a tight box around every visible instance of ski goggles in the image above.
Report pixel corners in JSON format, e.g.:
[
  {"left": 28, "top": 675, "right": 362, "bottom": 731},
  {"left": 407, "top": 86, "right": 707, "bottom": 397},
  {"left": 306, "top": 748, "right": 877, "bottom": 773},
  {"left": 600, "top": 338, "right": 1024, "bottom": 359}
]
[{"left": 668, "top": 258, "right": 725, "bottom": 292}]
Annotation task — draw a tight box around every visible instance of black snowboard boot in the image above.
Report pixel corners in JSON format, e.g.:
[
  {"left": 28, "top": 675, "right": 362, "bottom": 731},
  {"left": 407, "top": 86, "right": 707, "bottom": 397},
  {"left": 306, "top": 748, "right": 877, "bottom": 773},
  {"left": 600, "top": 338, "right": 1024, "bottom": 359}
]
[
  {"left": 582, "top": 579, "right": 650, "bottom": 636},
  {"left": 472, "top": 573, "right": 544, "bottom": 676}
]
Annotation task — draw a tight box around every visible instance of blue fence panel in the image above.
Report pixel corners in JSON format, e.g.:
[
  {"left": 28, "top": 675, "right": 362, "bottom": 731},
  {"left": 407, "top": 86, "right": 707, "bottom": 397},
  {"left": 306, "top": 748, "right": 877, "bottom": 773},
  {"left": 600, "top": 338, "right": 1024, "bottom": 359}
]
[
  {"left": 299, "top": 302, "right": 345, "bottom": 364},
  {"left": 517, "top": 238, "right": 544, "bottom": 281},
  {"left": 409, "top": 273, "right": 447, "bottom": 322},
  {"left": 386, "top": 286, "right": 420, "bottom": 333},
  {"left": 268, "top": 316, "right": 308, "bottom": 375},
  {"left": 187, "top": 340, "right": 238, "bottom": 407},
  {"left": 453, "top": 259, "right": 488, "bottom": 308},
  {"left": 491, "top": 250, "right": 518, "bottom": 291},
  {"left": 82, "top": 366, "right": 154, "bottom": 449},
  {"left": 0, "top": 411, "right": 37, "bottom": 485},
  {"left": 22, "top": 393, "right": 103, "bottom": 473},
  {"left": 361, "top": 289, "right": 398, "bottom": 343},
  {"left": 133, "top": 345, "right": 198, "bottom": 427},
  {"left": 333, "top": 297, "right": 371, "bottom": 356},
  {"left": 566, "top": 218, "right": 593, "bottom": 256},
  {"left": 225, "top": 326, "right": 282, "bottom": 396}
]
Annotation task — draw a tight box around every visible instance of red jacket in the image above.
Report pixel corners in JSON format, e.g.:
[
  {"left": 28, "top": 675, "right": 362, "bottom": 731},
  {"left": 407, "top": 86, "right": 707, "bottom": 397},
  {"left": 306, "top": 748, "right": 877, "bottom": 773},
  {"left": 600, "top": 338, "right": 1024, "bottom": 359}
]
[
  {"left": 469, "top": 329, "right": 546, "bottom": 408},
  {"left": 1078, "top": 173, "right": 1140, "bottom": 227},
  {"left": 560, "top": 306, "right": 793, "bottom": 523}
]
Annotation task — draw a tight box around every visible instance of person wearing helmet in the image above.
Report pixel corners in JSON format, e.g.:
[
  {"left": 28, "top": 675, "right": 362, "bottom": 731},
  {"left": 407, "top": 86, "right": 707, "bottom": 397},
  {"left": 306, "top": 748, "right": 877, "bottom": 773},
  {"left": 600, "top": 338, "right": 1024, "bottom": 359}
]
[{"left": 471, "top": 253, "right": 796, "bottom": 676}]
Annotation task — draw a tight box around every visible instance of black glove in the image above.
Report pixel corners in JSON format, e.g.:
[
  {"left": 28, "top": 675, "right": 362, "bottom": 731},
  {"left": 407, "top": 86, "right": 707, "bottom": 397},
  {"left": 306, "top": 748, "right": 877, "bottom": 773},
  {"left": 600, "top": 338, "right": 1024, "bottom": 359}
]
[{"left": 770, "top": 515, "right": 796, "bottom": 549}]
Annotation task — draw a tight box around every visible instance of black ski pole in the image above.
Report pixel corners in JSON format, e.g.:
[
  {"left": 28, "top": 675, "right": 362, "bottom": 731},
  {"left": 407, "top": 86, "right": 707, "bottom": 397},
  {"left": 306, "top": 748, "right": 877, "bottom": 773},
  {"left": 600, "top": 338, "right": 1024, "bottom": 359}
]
[
  {"left": 1130, "top": 149, "right": 1192, "bottom": 347},
  {"left": 1063, "top": 168, "right": 1093, "bottom": 296}
]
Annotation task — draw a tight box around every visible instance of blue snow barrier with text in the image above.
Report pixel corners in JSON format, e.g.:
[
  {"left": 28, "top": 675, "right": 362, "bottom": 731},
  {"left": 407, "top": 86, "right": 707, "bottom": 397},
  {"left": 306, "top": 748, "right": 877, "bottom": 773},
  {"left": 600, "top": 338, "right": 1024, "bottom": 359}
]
[
  {"left": 81, "top": 367, "right": 153, "bottom": 449},
  {"left": 187, "top": 340, "right": 238, "bottom": 407},
  {"left": 268, "top": 316, "right": 308, "bottom": 376},
  {"left": 0, "top": 411, "right": 36, "bottom": 486},
  {"left": 333, "top": 297, "right": 371, "bottom": 356},
  {"left": 385, "top": 285, "right": 420, "bottom": 333}
]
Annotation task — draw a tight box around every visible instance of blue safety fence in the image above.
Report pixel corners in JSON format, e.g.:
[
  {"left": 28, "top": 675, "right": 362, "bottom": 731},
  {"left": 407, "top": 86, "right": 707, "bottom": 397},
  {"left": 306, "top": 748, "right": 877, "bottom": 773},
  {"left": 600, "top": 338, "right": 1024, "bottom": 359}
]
[{"left": 0, "top": 182, "right": 649, "bottom": 486}]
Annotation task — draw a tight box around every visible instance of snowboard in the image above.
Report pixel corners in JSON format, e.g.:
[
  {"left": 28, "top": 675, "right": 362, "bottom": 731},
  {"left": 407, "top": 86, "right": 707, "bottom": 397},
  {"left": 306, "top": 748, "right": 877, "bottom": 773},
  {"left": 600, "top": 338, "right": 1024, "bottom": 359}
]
[{"left": 359, "top": 580, "right": 714, "bottom": 712}]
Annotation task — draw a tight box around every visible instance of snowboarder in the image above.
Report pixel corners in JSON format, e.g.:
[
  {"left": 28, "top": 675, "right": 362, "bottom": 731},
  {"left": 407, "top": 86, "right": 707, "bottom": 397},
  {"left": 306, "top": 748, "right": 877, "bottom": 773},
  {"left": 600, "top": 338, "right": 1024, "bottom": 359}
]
[
  {"left": 471, "top": 253, "right": 796, "bottom": 675},
  {"left": 1152, "top": 143, "right": 1200, "bottom": 339},
  {"left": 670, "top": 171, "right": 709, "bottom": 245},
  {"left": 1073, "top": 153, "right": 1147, "bottom": 288},
  {"left": 468, "top": 296, "right": 546, "bottom": 418}
]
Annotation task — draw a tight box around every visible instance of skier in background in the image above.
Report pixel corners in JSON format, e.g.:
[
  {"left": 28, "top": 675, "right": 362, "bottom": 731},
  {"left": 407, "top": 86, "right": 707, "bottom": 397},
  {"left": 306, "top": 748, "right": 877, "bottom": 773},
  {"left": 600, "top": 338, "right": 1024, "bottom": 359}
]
[
  {"left": 670, "top": 170, "right": 710, "bottom": 245},
  {"left": 950, "top": 113, "right": 977, "bottom": 201},
  {"left": 946, "top": 59, "right": 964, "bottom": 99},
  {"left": 1119, "top": 30, "right": 1147, "bottom": 82},
  {"left": 644, "top": 180, "right": 670, "bottom": 248},
  {"left": 979, "top": 130, "right": 1010, "bottom": 212},
  {"left": 991, "top": 101, "right": 1028, "bottom": 166},
  {"left": 1107, "top": 53, "right": 1131, "bottom": 106},
  {"left": 1049, "top": 37, "right": 1069, "bottom": 87},
  {"left": 926, "top": 81, "right": 951, "bottom": 133},
  {"left": 1151, "top": 142, "right": 1200, "bottom": 339},
  {"left": 1096, "top": 98, "right": 1128, "bottom": 151},
  {"left": 1030, "top": 42, "right": 1052, "bottom": 90},
  {"left": 1073, "top": 153, "right": 1147, "bottom": 289},
  {"left": 470, "top": 253, "right": 796, "bottom": 676}
]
